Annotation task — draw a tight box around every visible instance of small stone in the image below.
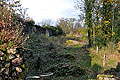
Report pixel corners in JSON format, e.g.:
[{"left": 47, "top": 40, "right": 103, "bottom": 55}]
[
  {"left": 99, "top": 77, "right": 103, "bottom": 80},
  {"left": 104, "top": 77, "right": 110, "bottom": 80},
  {"left": 9, "top": 55, "right": 15, "bottom": 59},
  {"left": 0, "top": 51, "right": 4, "bottom": 56},
  {"left": 0, "top": 57, "right": 5, "bottom": 60},
  {"left": 4, "top": 68, "right": 9, "bottom": 75},
  {"left": 7, "top": 48, "right": 16, "bottom": 54},
  {"left": 0, "top": 68, "right": 5, "bottom": 73},
  {"left": 15, "top": 54, "right": 20, "bottom": 58},
  {"left": 12, "top": 58, "right": 22, "bottom": 65},
  {"left": 5, "top": 63, "right": 10, "bottom": 68},
  {"left": 15, "top": 67, "right": 22, "bottom": 72},
  {"left": 104, "top": 77, "right": 116, "bottom": 80},
  {"left": 111, "top": 78, "right": 116, "bottom": 80},
  {"left": 12, "top": 72, "right": 17, "bottom": 76}
]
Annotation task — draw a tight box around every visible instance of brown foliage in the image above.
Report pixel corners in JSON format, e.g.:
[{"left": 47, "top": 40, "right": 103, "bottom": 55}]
[{"left": 0, "top": 1, "right": 27, "bottom": 48}]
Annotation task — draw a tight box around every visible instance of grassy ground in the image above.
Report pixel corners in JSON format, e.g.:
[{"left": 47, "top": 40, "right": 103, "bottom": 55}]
[
  {"left": 53, "top": 36, "right": 120, "bottom": 80},
  {"left": 53, "top": 37, "right": 91, "bottom": 80}
]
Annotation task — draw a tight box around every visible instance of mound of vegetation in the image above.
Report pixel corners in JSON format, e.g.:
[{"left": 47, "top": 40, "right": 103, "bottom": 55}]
[
  {"left": 24, "top": 34, "right": 65, "bottom": 75},
  {"left": 24, "top": 34, "right": 85, "bottom": 77}
]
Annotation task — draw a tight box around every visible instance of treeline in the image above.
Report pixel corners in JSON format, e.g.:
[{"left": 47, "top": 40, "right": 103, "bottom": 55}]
[
  {"left": 23, "top": 19, "right": 64, "bottom": 36},
  {"left": 24, "top": 17, "right": 83, "bottom": 36},
  {"left": 77, "top": 0, "right": 120, "bottom": 47}
]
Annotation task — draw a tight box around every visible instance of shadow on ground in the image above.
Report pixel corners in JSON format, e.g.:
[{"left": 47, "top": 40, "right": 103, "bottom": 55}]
[{"left": 103, "top": 62, "right": 120, "bottom": 78}]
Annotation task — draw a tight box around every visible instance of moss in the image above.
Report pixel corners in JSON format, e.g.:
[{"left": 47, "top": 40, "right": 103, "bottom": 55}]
[
  {"left": 1, "top": 47, "right": 7, "bottom": 52},
  {"left": 66, "top": 40, "right": 73, "bottom": 45}
]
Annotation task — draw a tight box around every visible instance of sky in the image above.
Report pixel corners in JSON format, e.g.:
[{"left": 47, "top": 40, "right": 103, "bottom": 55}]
[{"left": 21, "top": 0, "right": 80, "bottom": 24}]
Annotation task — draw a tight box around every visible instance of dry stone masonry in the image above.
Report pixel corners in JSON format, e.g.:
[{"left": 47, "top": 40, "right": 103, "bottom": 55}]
[{"left": 0, "top": 48, "right": 25, "bottom": 80}]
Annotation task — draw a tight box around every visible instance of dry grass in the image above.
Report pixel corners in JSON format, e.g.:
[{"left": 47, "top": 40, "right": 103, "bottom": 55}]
[
  {"left": 89, "top": 42, "right": 120, "bottom": 72},
  {"left": 66, "top": 40, "right": 87, "bottom": 46}
]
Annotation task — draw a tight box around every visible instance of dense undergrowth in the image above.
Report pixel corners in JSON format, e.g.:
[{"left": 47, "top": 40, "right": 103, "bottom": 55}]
[
  {"left": 24, "top": 34, "right": 85, "bottom": 78},
  {"left": 23, "top": 28, "right": 89, "bottom": 79},
  {"left": 23, "top": 28, "right": 120, "bottom": 80},
  {"left": 24, "top": 34, "right": 65, "bottom": 75}
]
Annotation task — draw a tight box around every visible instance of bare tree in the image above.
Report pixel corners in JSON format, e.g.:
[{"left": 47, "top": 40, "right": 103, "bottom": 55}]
[{"left": 39, "top": 19, "right": 54, "bottom": 26}]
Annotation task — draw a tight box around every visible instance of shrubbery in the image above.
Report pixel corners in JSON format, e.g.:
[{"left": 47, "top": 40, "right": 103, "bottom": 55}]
[
  {"left": 24, "top": 34, "right": 85, "bottom": 77},
  {"left": 42, "top": 25, "right": 64, "bottom": 36},
  {"left": 24, "top": 34, "right": 65, "bottom": 76}
]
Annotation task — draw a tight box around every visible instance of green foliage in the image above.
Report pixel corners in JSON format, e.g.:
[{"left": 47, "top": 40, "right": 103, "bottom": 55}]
[
  {"left": 24, "top": 19, "right": 35, "bottom": 26},
  {"left": 91, "top": 64, "right": 103, "bottom": 72},
  {"left": 24, "top": 34, "right": 65, "bottom": 76},
  {"left": 50, "top": 26, "right": 63, "bottom": 36},
  {"left": 113, "top": 7, "right": 120, "bottom": 43},
  {"left": 77, "top": 0, "right": 119, "bottom": 47},
  {"left": 62, "top": 53, "right": 75, "bottom": 60},
  {"left": 1, "top": 47, "right": 7, "bottom": 52},
  {"left": 29, "top": 20, "right": 35, "bottom": 25},
  {"left": 8, "top": 41, "right": 14, "bottom": 48},
  {"left": 93, "top": 37, "right": 106, "bottom": 47},
  {"left": 42, "top": 25, "right": 64, "bottom": 36},
  {"left": 54, "top": 76, "right": 88, "bottom": 80},
  {"left": 106, "top": 41, "right": 118, "bottom": 54},
  {"left": 48, "top": 63, "right": 85, "bottom": 76}
]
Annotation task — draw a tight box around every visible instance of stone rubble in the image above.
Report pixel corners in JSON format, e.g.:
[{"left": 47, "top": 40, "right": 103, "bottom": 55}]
[{"left": 0, "top": 48, "right": 25, "bottom": 79}]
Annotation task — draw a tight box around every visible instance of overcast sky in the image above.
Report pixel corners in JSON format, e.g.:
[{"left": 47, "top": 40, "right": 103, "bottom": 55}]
[{"left": 21, "top": 0, "right": 80, "bottom": 23}]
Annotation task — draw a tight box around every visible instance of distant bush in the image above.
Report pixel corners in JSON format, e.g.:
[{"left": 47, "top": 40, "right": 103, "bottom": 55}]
[
  {"left": 51, "top": 26, "right": 64, "bottom": 36},
  {"left": 66, "top": 28, "right": 88, "bottom": 42},
  {"left": 42, "top": 25, "right": 64, "bottom": 36},
  {"left": 24, "top": 19, "right": 35, "bottom": 26}
]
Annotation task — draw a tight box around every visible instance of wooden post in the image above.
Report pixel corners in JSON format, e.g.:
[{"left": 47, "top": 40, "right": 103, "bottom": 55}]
[
  {"left": 96, "top": 46, "right": 99, "bottom": 53},
  {"left": 103, "top": 55, "right": 106, "bottom": 66}
]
